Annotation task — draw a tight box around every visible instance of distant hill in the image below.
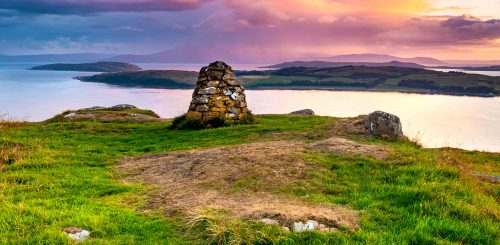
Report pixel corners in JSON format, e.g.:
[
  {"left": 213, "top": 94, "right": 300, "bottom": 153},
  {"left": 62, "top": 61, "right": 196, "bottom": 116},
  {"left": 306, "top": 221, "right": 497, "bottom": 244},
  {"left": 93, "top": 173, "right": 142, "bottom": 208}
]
[
  {"left": 77, "top": 66, "right": 499, "bottom": 97},
  {"left": 263, "top": 61, "right": 425, "bottom": 69},
  {"left": 0, "top": 53, "right": 115, "bottom": 63},
  {"left": 30, "top": 62, "right": 141, "bottom": 72},
  {"left": 324, "top": 54, "right": 446, "bottom": 66},
  {"left": 77, "top": 70, "right": 198, "bottom": 88},
  {"left": 237, "top": 66, "right": 499, "bottom": 96},
  {"left": 434, "top": 65, "right": 500, "bottom": 71}
]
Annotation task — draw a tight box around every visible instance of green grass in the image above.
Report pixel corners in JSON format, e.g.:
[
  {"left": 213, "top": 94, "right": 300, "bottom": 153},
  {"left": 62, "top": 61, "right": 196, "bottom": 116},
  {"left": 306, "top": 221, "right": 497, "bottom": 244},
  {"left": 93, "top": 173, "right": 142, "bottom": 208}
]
[{"left": 0, "top": 115, "right": 498, "bottom": 244}]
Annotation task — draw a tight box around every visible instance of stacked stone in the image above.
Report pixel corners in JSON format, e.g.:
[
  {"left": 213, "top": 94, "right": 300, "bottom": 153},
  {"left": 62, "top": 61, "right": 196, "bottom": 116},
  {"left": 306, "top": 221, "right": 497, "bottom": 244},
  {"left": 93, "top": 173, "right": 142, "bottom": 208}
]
[{"left": 186, "top": 61, "right": 250, "bottom": 122}]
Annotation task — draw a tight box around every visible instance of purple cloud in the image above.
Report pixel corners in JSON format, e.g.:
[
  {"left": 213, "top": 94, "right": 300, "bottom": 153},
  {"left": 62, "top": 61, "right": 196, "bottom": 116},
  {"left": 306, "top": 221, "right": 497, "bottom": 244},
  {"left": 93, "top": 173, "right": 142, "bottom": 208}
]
[{"left": 0, "top": 0, "right": 212, "bottom": 14}]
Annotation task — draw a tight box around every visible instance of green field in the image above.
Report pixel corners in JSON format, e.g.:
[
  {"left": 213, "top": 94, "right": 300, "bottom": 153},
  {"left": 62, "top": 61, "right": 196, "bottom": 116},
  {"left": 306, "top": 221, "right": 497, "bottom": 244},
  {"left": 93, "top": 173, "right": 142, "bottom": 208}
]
[{"left": 1, "top": 115, "right": 498, "bottom": 244}]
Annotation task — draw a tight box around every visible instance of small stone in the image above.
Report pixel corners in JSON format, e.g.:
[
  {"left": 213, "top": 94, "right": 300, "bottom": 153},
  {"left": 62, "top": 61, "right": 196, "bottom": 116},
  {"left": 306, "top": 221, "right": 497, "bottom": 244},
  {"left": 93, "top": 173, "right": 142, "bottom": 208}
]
[
  {"left": 293, "top": 222, "right": 306, "bottom": 232},
  {"left": 230, "top": 92, "right": 239, "bottom": 100},
  {"left": 305, "top": 220, "right": 319, "bottom": 230},
  {"left": 226, "top": 113, "right": 237, "bottom": 120},
  {"left": 227, "top": 107, "right": 239, "bottom": 114},
  {"left": 207, "top": 81, "right": 220, "bottom": 87},
  {"left": 198, "top": 87, "right": 218, "bottom": 95},
  {"left": 196, "top": 105, "right": 209, "bottom": 112},
  {"left": 260, "top": 218, "right": 279, "bottom": 225},
  {"left": 290, "top": 109, "right": 315, "bottom": 116},
  {"left": 64, "top": 112, "right": 76, "bottom": 118},
  {"left": 195, "top": 96, "right": 209, "bottom": 104},
  {"left": 64, "top": 227, "right": 90, "bottom": 243},
  {"left": 223, "top": 87, "right": 232, "bottom": 96},
  {"left": 283, "top": 226, "right": 290, "bottom": 232}
]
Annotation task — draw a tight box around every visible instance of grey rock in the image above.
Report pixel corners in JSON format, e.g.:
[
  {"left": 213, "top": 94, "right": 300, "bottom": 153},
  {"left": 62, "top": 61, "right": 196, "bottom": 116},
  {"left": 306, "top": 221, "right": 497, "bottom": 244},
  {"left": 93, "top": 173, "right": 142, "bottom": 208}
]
[
  {"left": 260, "top": 218, "right": 279, "bottom": 225},
  {"left": 198, "top": 87, "right": 218, "bottom": 95},
  {"left": 293, "top": 222, "right": 306, "bottom": 232},
  {"left": 365, "top": 111, "right": 403, "bottom": 138},
  {"left": 195, "top": 105, "right": 209, "bottom": 112},
  {"left": 305, "top": 220, "right": 319, "bottom": 230},
  {"left": 110, "top": 104, "right": 137, "bottom": 109},
  {"left": 195, "top": 96, "right": 209, "bottom": 104},
  {"left": 223, "top": 87, "right": 232, "bottom": 96},
  {"left": 290, "top": 109, "right": 315, "bottom": 116},
  {"left": 206, "top": 81, "right": 220, "bottom": 87},
  {"left": 230, "top": 92, "right": 240, "bottom": 100},
  {"left": 228, "top": 107, "right": 239, "bottom": 114},
  {"left": 64, "top": 112, "right": 76, "bottom": 118},
  {"left": 64, "top": 227, "right": 90, "bottom": 243}
]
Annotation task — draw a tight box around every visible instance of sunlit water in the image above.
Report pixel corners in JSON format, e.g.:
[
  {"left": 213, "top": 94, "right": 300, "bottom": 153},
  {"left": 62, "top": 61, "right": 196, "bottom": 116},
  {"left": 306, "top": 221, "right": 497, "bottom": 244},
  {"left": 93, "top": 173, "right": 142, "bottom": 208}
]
[{"left": 0, "top": 63, "right": 499, "bottom": 152}]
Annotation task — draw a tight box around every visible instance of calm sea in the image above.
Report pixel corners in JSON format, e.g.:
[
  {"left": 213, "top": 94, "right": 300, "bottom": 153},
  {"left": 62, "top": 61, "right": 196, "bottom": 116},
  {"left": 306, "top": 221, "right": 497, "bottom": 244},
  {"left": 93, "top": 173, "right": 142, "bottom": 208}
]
[{"left": 0, "top": 63, "right": 499, "bottom": 152}]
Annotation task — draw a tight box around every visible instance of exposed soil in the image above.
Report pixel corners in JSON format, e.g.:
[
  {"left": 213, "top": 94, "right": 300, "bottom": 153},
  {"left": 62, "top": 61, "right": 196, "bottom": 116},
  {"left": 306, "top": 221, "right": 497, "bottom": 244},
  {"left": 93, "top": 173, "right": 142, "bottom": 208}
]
[
  {"left": 117, "top": 137, "right": 390, "bottom": 231},
  {"left": 309, "top": 137, "right": 390, "bottom": 161}
]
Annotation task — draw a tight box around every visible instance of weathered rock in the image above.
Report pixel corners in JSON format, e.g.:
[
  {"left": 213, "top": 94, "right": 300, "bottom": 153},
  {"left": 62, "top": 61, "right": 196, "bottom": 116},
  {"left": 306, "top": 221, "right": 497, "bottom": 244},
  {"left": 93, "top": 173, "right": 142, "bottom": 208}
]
[
  {"left": 305, "top": 220, "right": 319, "bottom": 230},
  {"left": 186, "top": 61, "right": 250, "bottom": 122},
  {"left": 110, "top": 104, "right": 137, "bottom": 110},
  {"left": 365, "top": 111, "right": 403, "bottom": 138},
  {"left": 260, "top": 218, "right": 279, "bottom": 225},
  {"left": 293, "top": 222, "right": 306, "bottom": 232},
  {"left": 290, "top": 109, "right": 315, "bottom": 116},
  {"left": 64, "top": 227, "right": 90, "bottom": 243}
]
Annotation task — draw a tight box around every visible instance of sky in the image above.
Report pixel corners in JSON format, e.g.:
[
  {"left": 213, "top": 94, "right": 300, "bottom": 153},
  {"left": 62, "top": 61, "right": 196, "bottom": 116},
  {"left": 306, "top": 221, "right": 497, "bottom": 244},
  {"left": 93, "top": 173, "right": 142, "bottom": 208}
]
[{"left": 1, "top": 0, "right": 500, "bottom": 62}]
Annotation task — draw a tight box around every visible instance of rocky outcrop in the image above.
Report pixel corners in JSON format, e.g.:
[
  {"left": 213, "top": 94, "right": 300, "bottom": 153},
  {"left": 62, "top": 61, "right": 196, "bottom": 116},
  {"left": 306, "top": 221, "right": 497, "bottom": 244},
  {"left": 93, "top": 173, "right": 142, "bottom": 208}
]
[
  {"left": 46, "top": 105, "right": 162, "bottom": 123},
  {"left": 186, "top": 61, "right": 250, "bottom": 122},
  {"left": 365, "top": 111, "right": 403, "bottom": 138},
  {"left": 290, "top": 109, "right": 315, "bottom": 116}
]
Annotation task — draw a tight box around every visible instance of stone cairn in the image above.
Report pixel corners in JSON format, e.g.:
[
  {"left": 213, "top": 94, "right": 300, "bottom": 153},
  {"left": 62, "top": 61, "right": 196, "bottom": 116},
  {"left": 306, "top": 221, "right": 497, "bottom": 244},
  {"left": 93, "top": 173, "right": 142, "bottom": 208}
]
[{"left": 186, "top": 61, "right": 250, "bottom": 122}]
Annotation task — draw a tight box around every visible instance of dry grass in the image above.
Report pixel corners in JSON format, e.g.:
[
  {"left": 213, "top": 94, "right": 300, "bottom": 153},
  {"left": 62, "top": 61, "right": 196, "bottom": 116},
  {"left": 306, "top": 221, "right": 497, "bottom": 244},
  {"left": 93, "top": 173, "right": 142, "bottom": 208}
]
[
  {"left": 309, "top": 137, "right": 390, "bottom": 161},
  {"left": 117, "top": 140, "right": 365, "bottom": 232}
]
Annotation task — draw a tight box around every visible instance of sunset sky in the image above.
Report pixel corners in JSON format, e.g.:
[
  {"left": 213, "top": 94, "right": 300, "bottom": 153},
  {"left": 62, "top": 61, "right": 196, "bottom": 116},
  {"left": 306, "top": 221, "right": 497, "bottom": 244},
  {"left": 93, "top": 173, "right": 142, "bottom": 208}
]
[{"left": 1, "top": 0, "right": 500, "bottom": 62}]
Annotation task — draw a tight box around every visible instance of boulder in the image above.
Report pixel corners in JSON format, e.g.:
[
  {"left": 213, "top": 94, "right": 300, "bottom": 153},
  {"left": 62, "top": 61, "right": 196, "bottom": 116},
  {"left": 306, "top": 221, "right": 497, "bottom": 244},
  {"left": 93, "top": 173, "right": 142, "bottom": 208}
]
[
  {"left": 290, "top": 109, "right": 315, "bottom": 116},
  {"left": 365, "top": 111, "right": 403, "bottom": 138}
]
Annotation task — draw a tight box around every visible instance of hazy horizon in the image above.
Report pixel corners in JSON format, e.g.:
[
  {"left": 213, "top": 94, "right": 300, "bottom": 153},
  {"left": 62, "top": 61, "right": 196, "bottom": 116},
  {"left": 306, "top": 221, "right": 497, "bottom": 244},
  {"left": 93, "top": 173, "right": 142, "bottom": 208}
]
[{"left": 1, "top": 0, "right": 500, "bottom": 63}]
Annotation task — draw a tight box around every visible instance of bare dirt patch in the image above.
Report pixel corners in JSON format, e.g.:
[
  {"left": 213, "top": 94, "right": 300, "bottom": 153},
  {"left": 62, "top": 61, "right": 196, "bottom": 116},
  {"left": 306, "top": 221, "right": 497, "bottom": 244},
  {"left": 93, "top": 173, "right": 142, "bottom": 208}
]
[
  {"left": 309, "top": 137, "right": 390, "bottom": 161},
  {"left": 117, "top": 140, "right": 367, "bottom": 230}
]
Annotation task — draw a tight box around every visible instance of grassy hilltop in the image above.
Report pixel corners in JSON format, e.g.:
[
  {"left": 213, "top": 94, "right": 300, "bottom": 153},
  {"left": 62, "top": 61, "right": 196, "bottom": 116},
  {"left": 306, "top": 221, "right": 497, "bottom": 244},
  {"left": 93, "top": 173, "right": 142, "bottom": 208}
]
[{"left": 0, "top": 112, "right": 499, "bottom": 244}]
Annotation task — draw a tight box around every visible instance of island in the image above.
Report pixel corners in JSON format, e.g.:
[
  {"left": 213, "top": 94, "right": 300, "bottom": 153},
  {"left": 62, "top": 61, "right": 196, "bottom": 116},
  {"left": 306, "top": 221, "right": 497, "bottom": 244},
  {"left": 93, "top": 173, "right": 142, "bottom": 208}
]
[
  {"left": 30, "top": 61, "right": 142, "bottom": 72},
  {"left": 77, "top": 70, "right": 197, "bottom": 88},
  {"left": 262, "top": 60, "right": 425, "bottom": 69},
  {"left": 78, "top": 66, "right": 500, "bottom": 97}
]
